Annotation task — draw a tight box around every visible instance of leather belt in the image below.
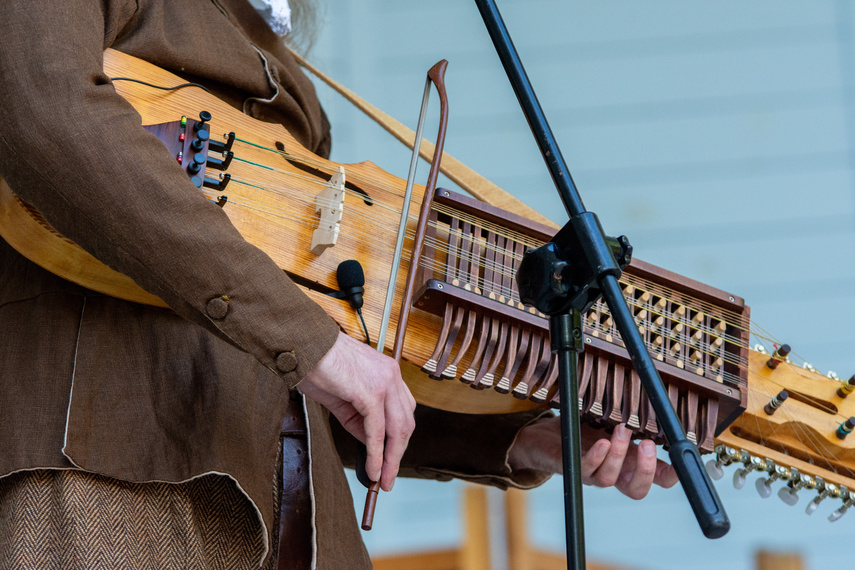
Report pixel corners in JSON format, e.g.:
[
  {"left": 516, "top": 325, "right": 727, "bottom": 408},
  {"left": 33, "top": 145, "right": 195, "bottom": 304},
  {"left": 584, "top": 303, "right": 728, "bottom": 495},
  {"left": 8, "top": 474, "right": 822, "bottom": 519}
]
[{"left": 276, "top": 394, "right": 312, "bottom": 570}]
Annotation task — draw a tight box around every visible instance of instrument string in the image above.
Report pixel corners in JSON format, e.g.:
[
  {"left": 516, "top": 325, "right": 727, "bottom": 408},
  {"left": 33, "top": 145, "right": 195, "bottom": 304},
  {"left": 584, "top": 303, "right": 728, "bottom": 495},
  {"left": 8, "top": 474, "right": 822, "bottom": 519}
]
[
  {"left": 232, "top": 137, "right": 413, "bottom": 200},
  {"left": 210, "top": 147, "right": 855, "bottom": 481}
]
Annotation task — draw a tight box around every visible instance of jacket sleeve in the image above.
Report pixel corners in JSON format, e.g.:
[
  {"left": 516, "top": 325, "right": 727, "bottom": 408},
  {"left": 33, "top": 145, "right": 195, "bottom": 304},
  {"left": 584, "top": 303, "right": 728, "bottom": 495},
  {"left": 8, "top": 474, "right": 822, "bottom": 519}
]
[
  {"left": 332, "top": 405, "right": 555, "bottom": 490},
  {"left": 0, "top": 0, "right": 339, "bottom": 386}
]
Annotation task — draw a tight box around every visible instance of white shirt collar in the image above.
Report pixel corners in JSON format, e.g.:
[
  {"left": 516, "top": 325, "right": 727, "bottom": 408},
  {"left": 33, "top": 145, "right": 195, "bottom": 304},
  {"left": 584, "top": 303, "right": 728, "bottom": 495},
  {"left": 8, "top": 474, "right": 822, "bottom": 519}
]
[{"left": 257, "top": 0, "right": 292, "bottom": 36}]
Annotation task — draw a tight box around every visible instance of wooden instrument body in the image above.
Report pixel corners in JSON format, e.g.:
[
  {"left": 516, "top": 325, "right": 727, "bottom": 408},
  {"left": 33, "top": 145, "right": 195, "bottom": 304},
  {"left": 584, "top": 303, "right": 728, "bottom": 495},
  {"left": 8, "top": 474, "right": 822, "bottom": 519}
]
[
  {"left": 0, "top": 49, "right": 535, "bottom": 414},
  {"left": 0, "top": 49, "right": 750, "bottom": 427},
  {"left": 5, "top": 48, "right": 855, "bottom": 512}
]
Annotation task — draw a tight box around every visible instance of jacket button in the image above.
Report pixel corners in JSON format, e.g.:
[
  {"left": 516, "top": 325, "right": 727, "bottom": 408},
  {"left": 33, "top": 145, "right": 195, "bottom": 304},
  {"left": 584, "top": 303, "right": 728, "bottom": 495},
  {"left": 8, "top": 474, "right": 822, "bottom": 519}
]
[
  {"left": 276, "top": 351, "right": 298, "bottom": 373},
  {"left": 206, "top": 296, "right": 230, "bottom": 319}
]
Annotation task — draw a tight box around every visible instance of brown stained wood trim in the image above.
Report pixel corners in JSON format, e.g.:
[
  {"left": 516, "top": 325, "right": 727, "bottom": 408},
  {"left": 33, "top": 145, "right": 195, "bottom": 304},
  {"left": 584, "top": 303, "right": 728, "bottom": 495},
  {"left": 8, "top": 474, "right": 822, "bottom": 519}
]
[
  {"left": 434, "top": 189, "right": 747, "bottom": 314},
  {"left": 627, "top": 258, "right": 745, "bottom": 313},
  {"left": 434, "top": 188, "right": 557, "bottom": 244}
]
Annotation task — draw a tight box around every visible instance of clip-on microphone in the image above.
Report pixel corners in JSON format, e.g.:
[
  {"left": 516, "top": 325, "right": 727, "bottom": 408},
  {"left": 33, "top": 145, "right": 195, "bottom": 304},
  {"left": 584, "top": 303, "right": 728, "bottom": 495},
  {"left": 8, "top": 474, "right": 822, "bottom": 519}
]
[
  {"left": 333, "top": 259, "right": 365, "bottom": 311},
  {"left": 330, "top": 259, "right": 370, "bottom": 344}
]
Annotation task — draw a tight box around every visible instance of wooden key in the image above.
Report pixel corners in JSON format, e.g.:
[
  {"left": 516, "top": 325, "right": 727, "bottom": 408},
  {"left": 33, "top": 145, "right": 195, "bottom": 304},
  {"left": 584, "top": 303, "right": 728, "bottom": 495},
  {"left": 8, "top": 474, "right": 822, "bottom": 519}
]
[
  {"left": 606, "top": 364, "right": 626, "bottom": 424},
  {"left": 442, "top": 309, "right": 478, "bottom": 379},
  {"left": 422, "top": 302, "right": 455, "bottom": 377},
  {"left": 514, "top": 334, "right": 550, "bottom": 400},
  {"left": 433, "top": 305, "right": 466, "bottom": 379},
  {"left": 459, "top": 314, "right": 492, "bottom": 385},
  {"left": 495, "top": 326, "right": 528, "bottom": 393}
]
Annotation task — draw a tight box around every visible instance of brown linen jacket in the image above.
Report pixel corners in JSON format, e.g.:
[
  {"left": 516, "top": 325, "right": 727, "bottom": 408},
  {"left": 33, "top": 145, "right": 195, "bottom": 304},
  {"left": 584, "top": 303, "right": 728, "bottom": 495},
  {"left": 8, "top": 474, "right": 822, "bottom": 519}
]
[{"left": 0, "top": 1, "right": 549, "bottom": 567}]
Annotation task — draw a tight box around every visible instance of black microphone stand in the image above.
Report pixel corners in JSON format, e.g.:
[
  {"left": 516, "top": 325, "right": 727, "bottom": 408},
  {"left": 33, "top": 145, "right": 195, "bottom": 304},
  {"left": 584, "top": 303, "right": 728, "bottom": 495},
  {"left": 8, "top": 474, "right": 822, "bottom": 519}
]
[{"left": 472, "top": 2, "right": 731, "bottom": 568}]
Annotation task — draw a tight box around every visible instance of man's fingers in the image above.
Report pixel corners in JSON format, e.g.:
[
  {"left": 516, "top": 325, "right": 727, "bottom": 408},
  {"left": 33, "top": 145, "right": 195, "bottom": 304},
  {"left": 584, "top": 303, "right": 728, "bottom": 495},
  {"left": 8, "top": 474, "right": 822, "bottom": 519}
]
[
  {"left": 583, "top": 424, "right": 633, "bottom": 487},
  {"left": 378, "top": 384, "right": 417, "bottom": 491},
  {"left": 655, "top": 460, "right": 679, "bottom": 488},
  {"left": 615, "top": 439, "right": 659, "bottom": 500},
  {"left": 361, "top": 402, "right": 386, "bottom": 484}
]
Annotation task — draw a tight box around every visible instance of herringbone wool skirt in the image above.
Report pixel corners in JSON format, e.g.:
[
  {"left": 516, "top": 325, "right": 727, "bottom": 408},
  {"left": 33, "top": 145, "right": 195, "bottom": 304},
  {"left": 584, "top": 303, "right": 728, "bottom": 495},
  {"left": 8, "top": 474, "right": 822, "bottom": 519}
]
[{"left": 0, "top": 469, "right": 273, "bottom": 570}]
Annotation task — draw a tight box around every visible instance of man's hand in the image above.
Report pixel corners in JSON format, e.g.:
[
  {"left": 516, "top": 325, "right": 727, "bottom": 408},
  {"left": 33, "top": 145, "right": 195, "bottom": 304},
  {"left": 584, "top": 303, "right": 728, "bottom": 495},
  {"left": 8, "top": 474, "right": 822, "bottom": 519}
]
[
  {"left": 508, "top": 417, "right": 679, "bottom": 499},
  {"left": 297, "top": 332, "right": 416, "bottom": 492}
]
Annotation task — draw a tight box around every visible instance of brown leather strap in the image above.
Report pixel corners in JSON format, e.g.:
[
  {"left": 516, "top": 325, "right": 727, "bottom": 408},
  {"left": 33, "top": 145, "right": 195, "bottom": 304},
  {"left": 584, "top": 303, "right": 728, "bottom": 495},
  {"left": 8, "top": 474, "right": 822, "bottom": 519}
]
[{"left": 276, "top": 396, "right": 312, "bottom": 570}]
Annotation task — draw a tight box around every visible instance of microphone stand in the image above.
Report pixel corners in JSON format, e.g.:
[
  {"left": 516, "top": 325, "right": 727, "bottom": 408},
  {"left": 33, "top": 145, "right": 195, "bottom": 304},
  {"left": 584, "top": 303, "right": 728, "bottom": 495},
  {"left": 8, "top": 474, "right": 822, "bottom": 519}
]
[{"left": 472, "top": 2, "right": 731, "bottom": 568}]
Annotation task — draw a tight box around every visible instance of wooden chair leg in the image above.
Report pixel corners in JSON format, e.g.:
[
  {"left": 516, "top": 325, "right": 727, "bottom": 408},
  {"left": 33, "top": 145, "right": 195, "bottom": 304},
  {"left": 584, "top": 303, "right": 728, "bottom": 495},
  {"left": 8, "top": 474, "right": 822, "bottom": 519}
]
[
  {"left": 461, "top": 485, "right": 492, "bottom": 570},
  {"left": 756, "top": 550, "right": 805, "bottom": 570}
]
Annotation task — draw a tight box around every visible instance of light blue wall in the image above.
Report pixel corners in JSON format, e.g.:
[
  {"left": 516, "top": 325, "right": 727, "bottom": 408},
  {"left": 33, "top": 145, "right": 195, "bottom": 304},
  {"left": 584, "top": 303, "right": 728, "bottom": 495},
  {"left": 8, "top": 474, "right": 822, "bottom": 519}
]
[{"left": 305, "top": 2, "right": 855, "bottom": 568}]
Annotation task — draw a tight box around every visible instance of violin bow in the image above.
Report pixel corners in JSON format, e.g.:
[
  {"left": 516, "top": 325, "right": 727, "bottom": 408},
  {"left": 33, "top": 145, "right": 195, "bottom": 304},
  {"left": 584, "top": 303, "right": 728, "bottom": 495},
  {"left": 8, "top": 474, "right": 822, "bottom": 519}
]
[{"left": 288, "top": 47, "right": 557, "bottom": 229}]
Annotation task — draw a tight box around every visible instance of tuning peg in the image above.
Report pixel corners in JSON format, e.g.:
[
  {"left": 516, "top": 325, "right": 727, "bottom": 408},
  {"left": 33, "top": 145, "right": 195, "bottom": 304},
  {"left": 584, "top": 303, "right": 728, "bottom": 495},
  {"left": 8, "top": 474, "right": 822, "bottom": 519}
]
[
  {"left": 193, "top": 110, "right": 212, "bottom": 132},
  {"left": 778, "top": 485, "right": 800, "bottom": 506},
  {"left": 756, "top": 477, "right": 774, "bottom": 498},
  {"left": 836, "top": 417, "right": 855, "bottom": 440},
  {"left": 732, "top": 454, "right": 768, "bottom": 490},
  {"left": 733, "top": 468, "right": 748, "bottom": 489},
  {"left": 763, "top": 390, "right": 788, "bottom": 415},
  {"left": 705, "top": 459, "right": 724, "bottom": 480},
  {"left": 757, "top": 469, "right": 780, "bottom": 498},
  {"left": 805, "top": 496, "right": 822, "bottom": 515},
  {"left": 777, "top": 471, "right": 811, "bottom": 506},
  {"left": 765, "top": 344, "right": 791, "bottom": 369},
  {"left": 838, "top": 375, "right": 855, "bottom": 398},
  {"left": 829, "top": 498, "right": 853, "bottom": 522},
  {"left": 754, "top": 462, "right": 784, "bottom": 498},
  {"left": 806, "top": 481, "right": 834, "bottom": 516}
]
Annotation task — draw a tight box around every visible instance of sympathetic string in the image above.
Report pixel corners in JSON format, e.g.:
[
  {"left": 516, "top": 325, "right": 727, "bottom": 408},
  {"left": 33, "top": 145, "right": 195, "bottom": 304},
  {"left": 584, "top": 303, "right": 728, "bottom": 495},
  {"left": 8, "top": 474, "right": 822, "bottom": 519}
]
[{"left": 218, "top": 139, "right": 855, "bottom": 495}]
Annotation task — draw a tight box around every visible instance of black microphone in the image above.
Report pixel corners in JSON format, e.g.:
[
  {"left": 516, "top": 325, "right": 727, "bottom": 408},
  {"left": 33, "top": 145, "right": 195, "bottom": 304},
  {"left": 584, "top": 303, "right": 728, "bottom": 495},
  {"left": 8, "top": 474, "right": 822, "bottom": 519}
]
[{"left": 336, "top": 259, "right": 365, "bottom": 311}]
